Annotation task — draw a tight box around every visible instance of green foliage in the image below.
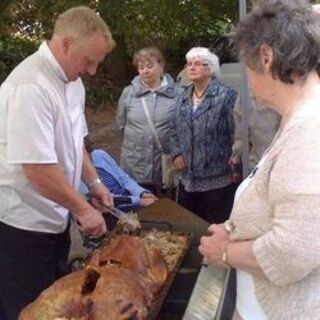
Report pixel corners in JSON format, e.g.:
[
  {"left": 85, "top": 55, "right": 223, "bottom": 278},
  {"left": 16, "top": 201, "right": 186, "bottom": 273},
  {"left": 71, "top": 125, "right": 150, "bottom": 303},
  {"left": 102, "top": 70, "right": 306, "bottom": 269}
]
[
  {"left": 34, "top": 0, "right": 97, "bottom": 38},
  {"left": 0, "top": 36, "right": 39, "bottom": 83},
  {"left": 0, "top": 0, "right": 238, "bottom": 107},
  {"left": 85, "top": 86, "right": 116, "bottom": 109},
  {"left": 98, "top": 0, "right": 237, "bottom": 81},
  {"left": 99, "top": 0, "right": 236, "bottom": 55}
]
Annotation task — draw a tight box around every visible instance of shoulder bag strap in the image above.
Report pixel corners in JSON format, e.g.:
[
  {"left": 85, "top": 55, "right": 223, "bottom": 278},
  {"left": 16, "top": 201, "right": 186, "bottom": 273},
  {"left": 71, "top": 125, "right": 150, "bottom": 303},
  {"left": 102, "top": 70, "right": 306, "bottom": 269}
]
[{"left": 141, "top": 97, "right": 163, "bottom": 152}]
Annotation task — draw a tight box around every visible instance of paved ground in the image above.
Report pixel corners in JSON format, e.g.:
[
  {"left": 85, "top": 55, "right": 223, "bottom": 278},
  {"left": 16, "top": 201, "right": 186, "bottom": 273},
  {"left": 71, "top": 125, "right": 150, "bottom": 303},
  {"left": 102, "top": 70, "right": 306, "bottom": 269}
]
[{"left": 85, "top": 105, "right": 121, "bottom": 161}]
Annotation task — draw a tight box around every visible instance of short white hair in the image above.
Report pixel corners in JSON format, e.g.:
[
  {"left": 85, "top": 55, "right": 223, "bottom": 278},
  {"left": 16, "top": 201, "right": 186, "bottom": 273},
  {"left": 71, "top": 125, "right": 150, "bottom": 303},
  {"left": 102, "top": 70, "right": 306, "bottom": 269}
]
[{"left": 186, "top": 47, "right": 220, "bottom": 76}]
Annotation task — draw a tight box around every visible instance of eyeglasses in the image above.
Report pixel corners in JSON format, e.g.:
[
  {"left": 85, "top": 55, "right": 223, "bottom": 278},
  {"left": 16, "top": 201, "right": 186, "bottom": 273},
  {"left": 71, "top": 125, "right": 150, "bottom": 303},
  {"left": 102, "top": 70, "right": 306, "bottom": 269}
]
[{"left": 186, "top": 61, "right": 208, "bottom": 68}]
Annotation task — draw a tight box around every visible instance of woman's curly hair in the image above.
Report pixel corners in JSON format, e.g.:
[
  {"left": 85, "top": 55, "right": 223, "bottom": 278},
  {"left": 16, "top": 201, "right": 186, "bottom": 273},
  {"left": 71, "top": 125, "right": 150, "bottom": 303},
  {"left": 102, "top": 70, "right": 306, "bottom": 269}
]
[{"left": 234, "top": 0, "right": 320, "bottom": 84}]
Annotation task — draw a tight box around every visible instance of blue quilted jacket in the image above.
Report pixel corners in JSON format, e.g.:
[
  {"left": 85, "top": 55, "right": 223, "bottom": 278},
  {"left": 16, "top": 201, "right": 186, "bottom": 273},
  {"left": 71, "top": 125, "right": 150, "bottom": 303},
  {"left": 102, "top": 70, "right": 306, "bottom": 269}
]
[{"left": 170, "top": 77, "right": 237, "bottom": 179}]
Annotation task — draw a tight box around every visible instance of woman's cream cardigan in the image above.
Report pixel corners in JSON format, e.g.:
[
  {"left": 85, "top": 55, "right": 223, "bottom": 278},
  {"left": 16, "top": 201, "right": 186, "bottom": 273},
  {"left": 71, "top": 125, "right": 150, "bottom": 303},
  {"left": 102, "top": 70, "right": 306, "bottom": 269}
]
[{"left": 229, "top": 98, "right": 320, "bottom": 319}]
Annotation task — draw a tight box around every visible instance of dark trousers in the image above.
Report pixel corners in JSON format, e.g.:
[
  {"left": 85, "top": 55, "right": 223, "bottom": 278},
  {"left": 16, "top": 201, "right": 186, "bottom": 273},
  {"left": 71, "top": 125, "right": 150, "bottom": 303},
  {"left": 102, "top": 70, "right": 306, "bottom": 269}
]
[
  {"left": 0, "top": 302, "right": 5, "bottom": 320},
  {"left": 177, "top": 182, "right": 237, "bottom": 224},
  {"left": 0, "top": 221, "right": 70, "bottom": 320}
]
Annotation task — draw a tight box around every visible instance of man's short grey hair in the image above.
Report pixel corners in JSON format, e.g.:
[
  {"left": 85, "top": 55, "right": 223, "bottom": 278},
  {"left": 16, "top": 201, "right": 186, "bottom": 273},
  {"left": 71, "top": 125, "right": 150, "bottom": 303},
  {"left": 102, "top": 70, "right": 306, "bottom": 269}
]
[
  {"left": 186, "top": 47, "right": 220, "bottom": 76},
  {"left": 53, "top": 6, "right": 115, "bottom": 49}
]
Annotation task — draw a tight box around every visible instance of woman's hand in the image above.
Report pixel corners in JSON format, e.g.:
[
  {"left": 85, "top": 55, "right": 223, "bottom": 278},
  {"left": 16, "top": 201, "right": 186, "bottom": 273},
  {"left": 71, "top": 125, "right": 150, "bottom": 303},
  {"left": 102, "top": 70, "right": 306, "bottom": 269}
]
[
  {"left": 140, "top": 192, "right": 158, "bottom": 207},
  {"left": 173, "top": 155, "right": 187, "bottom": 170},
  {"left": 229, "top": 157, "right": 243, "bottom": 184},
  {"left": 199, "top": 225, "right": 262, "bottom": 274},
  {"left": 199, "top": 223, "right": 230, "bottom": 266}
]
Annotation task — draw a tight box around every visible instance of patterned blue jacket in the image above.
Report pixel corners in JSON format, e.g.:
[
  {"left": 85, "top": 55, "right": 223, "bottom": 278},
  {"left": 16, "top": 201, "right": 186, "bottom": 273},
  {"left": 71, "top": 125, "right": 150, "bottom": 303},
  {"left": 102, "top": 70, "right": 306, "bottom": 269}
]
[{"left": 170, "top": 77, "right": 237, "bottom": 179}]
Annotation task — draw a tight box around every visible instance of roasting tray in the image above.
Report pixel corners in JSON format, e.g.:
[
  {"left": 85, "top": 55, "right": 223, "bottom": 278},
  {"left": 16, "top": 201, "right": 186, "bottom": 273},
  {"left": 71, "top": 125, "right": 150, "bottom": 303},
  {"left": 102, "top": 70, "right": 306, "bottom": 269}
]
[
  {"left": 142, "top": 229, "right": 193, "bottom": 320},
  {"left": 85, "top": 221, "right": 193, "bottom": 320}
]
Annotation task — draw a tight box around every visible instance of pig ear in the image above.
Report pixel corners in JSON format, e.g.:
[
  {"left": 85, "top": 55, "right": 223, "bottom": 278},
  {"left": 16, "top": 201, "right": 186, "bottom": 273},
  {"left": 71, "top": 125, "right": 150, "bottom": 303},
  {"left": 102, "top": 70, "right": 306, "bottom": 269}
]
[{"left": 81, "top": 266, "right": 101, "bottom": 295}]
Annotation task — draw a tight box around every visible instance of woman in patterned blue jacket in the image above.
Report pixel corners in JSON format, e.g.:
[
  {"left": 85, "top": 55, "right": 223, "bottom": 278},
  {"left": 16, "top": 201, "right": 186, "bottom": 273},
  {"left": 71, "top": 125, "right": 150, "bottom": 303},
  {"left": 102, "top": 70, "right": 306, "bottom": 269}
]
[{"left": 170, "top": 47, "right": 237, "bottom": 223}]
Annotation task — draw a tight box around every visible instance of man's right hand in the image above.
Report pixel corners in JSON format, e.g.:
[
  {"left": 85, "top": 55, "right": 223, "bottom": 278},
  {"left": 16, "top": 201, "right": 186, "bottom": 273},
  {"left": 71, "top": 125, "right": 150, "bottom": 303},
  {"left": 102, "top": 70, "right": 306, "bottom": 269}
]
[
  {"left": 22, "top": 163, "right": 107, "bottom": 237},
  {"left": 76, "top": 207, "right": 107, "bottom": 237}
]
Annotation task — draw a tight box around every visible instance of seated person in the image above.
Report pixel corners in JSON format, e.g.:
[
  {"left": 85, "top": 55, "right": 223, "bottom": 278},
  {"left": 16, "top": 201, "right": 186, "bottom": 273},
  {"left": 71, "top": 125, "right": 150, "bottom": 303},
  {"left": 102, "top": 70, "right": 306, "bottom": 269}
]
[{"left": 81, "top": 147, "right": 157, "bottom": 212}]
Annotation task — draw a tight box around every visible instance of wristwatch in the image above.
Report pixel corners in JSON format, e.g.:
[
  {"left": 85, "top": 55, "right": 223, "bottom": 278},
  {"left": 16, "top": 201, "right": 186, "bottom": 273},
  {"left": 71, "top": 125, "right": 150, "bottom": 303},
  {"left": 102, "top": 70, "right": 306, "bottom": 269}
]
[
  {"left": 222, "top": 245, "right": 231, "bottom": 267},
  {"left": 222, "top": 220, "right": 233, "bottom": 267},
  {"left": 224, "top": 219, "right": 235, "bottom": 233},
  {"left": 87, "top": 177, "right": 102, "bottom": 189}
]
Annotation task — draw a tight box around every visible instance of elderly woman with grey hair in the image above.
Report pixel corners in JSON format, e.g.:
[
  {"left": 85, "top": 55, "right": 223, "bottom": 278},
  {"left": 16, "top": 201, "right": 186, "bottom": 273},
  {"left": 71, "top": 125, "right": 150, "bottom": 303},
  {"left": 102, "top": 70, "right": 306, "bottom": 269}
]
[
  {"left": 170, "top": 47, "right": 237, "bottom": 223},
  {"left": 199, "top": 1, "right": 320, "bottom": 319}
]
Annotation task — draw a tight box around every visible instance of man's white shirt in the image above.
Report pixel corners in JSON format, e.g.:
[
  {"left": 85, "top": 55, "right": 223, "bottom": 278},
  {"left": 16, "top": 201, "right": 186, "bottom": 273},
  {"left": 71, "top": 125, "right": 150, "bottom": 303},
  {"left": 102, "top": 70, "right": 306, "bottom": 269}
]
[{"left": 0, "top": 42, "right": 87, "bottom": 233}]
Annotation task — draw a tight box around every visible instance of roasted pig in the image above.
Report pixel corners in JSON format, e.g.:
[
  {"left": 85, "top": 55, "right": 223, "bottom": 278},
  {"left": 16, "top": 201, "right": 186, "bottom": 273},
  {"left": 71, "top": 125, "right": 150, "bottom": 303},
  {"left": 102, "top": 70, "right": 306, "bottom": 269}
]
[
  {"left": 19, "top": 265, "right": 148, "bottom": 320},
  {"left": 90, "top": 235, "right": 168, "bottom": 300}
]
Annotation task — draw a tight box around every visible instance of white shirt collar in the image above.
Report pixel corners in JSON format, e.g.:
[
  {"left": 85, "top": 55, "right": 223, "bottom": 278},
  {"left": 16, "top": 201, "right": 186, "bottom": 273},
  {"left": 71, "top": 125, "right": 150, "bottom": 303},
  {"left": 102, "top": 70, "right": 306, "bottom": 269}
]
[
  {"left": 38, "top": 41, "right": 69, "bottom": 83},
  {"left": 160, "top": 75, "right": 168, "bottom": 87}
]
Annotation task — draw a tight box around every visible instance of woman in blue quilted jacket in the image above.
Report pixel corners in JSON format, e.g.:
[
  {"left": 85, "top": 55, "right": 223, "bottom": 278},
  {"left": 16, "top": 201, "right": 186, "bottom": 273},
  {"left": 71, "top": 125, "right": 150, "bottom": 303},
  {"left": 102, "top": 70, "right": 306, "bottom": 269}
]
[{"left": 170, "top": 47, "right": 237, "bottom": 223}]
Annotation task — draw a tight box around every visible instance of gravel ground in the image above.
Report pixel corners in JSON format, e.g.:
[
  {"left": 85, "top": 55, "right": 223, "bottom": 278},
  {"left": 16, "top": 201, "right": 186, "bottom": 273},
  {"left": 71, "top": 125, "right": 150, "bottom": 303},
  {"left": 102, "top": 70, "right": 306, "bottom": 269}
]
[{"left": 85, "top": 105, "right": 121, "bottom": 161}]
